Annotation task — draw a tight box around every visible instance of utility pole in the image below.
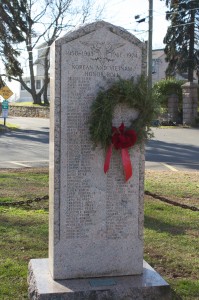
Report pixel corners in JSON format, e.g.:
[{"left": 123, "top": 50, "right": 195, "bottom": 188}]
[{"left": 147, "top": 0, "right": 153, "bottom": 90}]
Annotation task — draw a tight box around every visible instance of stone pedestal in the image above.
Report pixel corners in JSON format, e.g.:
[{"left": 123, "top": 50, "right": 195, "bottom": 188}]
[
  {"left": 182, "top": 82, "right": 198, "bottom": 125},
  {"left": 28, "top": 259, "right": 172, "bottom": 300}
]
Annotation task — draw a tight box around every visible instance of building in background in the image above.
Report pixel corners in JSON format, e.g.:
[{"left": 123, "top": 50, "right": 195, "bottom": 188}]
[
  {"left": 152, "top": 49, "right": 168, "bottom": 83},
  {"left": 152, "top": 49, "right": 198, "bottom": 84},
  {"left": 19, "top": 43, "right": 50, "bottom": 102}
]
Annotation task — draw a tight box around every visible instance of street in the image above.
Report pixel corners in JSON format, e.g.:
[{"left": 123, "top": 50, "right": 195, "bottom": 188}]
[
  {"left": 146, "top": 127, "right": 199, "bottom": 171},
  {"left": 0, "top": 117, "right": 49, "bottom": 168},
  {"left": 0, "top": 117, "right": 199, "bottom": 171}
]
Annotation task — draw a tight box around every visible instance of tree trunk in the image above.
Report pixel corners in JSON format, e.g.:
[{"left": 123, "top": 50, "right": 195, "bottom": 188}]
[
  {"left": 43, "top": 90, "right": 49, "bottom": 105},
  {"left": 188, "top": 6, "right": 195, "bottom": 82},
  {"left": 33, "top": 93, "right": 42, "bottom": 105},
  {"left": 43, "top": 49, "right": 50, "bottom": 105}
]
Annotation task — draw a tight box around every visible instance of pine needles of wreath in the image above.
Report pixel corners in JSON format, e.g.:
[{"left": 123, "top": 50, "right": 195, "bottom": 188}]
[{"left": 89, "top": 75, "right": 158, "bottom": 149}]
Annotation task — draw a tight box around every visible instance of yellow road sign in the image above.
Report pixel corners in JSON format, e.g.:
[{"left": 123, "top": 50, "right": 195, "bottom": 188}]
[{"left": 0, "top": 86, "right": 13, "bottom": 99}]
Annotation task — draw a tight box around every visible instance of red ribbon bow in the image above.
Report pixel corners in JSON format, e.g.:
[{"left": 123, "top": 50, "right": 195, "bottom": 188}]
[{"left": 104, "top": 123, "right": 137, "bottom": 182}]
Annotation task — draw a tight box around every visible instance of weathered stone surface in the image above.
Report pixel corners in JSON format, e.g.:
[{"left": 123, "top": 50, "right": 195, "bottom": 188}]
[
  {"left": 49, "top": 21, "right": 146, "bottom": 280},
  {"left": 28, "top": 259, "right": 172, "bottom": 300},
  {"left": 8, "top": 105, "right": 49, "bottom": 118},
  {"left": 168, "top": 94, "right": 179, "bottom": 122},
  {"left": 182, "top": 82, "right": 198, "bottom": 125}
]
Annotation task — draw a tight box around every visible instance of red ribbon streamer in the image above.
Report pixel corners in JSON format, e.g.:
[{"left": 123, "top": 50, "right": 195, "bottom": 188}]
[
  {"left": 104, "top": 123, "right": 137, "bottom": 182},
  {"left": 121, "top": 148, "right": 133, "bottom": 181}
]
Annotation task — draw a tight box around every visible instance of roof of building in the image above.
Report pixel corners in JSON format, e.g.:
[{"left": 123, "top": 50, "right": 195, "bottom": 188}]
[{"left": 152, "top": 49, "right": 165, "bottom": 59}]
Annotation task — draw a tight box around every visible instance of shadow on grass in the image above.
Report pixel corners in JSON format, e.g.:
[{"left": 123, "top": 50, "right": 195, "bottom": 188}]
[
  {"left": 0, "top": 212, "right": 47, "bottom": 228},
  {"left": 144, "top": 215, "right": 186, "bottom": 235},
  {"left": 170, "top": 290, "right": 183, "bottom": 300}
]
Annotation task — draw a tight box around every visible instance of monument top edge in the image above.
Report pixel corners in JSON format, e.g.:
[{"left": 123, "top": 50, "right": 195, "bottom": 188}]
[{"left": 55, "top": 20, "right": 145, "bottom": 48}]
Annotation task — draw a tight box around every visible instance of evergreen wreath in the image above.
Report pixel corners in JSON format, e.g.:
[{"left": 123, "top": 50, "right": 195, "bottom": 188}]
[{"left": 89, "top": 75, "right": 156, "bottom": 149}]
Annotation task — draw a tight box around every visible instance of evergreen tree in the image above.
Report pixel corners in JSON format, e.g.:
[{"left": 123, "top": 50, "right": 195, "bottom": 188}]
[
  {"left": 0, "top": 1, "right": 26, "bottom": 77},
  {"left": 0, "top": 0, "right": 104, "bottom": 104},
  {"left": 162, "top": 0, "right": 199, "bottom": 82}
]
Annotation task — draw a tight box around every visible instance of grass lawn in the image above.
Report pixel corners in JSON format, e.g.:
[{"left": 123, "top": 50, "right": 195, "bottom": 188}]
[
  {"left": 0, "top": 121, "right": 19, "bottom": 131},
  {"left": 0, "top": 168, "right": 198, "bottom": 300},
  {"left": 0, "top": 168, "right": 49, "bottom": 300},
  {"left": 145, "top": 171, "right": 199, "bottom": 300}
]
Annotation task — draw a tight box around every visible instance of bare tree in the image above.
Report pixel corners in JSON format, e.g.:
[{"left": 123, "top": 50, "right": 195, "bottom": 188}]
[{"left": 0, "top": 0, "right": 104, "bottom": 104}]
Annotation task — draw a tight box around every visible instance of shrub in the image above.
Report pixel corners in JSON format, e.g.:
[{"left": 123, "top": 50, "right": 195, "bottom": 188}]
[{"left": 152, "top": 78, "right": 184, "bottom": 109}]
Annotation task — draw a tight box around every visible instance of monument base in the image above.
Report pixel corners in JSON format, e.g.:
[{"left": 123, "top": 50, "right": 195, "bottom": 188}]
[{"left": 28, "top": 259, "right": 171, "bottom": 300}]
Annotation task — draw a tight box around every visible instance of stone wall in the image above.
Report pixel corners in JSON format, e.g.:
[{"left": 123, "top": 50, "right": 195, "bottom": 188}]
[
  {"left": 182, "top": 82, "right": 198, "bottom": 125},
  {"left": 168, "top": 94, "right": 179, "bottom": 122},
  {"left": 8, "top": 105, "right": 49, "bottom": 118}
]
